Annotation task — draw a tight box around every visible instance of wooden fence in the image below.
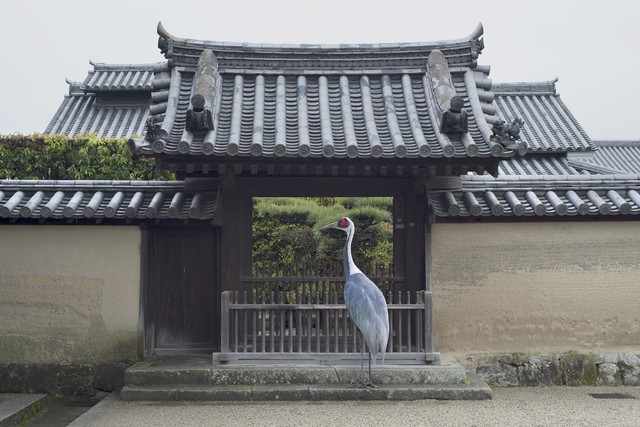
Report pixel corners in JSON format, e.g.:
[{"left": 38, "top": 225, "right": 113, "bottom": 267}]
[{"left": 215, "top": 262, "right": 437, "bottom": 364}]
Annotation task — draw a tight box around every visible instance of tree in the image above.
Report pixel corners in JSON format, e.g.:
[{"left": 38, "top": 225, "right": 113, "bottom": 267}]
[
  {"left": 0, "top": 134, "right": 173, "bottom": 180},
  {"left": 253, "top": 197, "right": 393, "bottom": 269}
]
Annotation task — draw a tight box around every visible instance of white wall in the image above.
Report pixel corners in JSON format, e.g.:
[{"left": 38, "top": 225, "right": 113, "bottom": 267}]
[
  {"left": 0, "top": 225, "right": 141, "bottom": 363},
  {"left": 431, "top": 221, "right": 640, "bottom": 356}
]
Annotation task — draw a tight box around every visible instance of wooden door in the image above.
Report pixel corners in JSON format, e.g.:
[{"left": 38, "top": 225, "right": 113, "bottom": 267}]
[{"left": 145, "top": 226, "right": 220, "bottom": 354}]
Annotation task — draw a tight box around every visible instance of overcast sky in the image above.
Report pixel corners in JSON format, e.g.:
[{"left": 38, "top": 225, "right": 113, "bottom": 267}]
[{"left": 1, "top": 0, "right": 639, "bottom": 140}]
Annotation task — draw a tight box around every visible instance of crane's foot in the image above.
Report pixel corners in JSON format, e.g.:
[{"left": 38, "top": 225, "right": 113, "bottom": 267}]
[{"left": 353, "top": 378, "right": 378, "bottom": 389}]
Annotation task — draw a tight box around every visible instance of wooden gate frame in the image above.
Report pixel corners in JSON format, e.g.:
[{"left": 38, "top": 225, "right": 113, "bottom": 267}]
[{"left": 214, "top": 175, "right": 438, "bottom": 364}]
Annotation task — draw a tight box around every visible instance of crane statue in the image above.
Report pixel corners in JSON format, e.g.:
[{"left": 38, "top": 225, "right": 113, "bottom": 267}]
[{"left": 320, "top": 217, "right": 389, "bottom": 388}]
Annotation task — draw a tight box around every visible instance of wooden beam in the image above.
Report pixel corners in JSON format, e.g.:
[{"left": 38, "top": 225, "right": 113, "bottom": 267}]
[{"left": 235, "top": 176, "right": 413, "bottom": 197}]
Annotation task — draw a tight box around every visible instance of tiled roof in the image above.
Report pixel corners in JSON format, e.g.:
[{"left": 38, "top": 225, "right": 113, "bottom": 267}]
[
  {"left": 158, "top": 21, "right": 486, "bottom": 72},
  {"left": 129, "top": 23, "right": 514, "bottom": 162},
  {"left": 492, "top": 81, "right": 594, "bottom": 153},
  {"left": 45, "top": 62, "right": 169, "bottom": 138},
  {"left": 82, "top": 62, "right": 160, "bottom": 91},
  {"left": 45, "top": 24, "right": 598, "bottom": 168},
  {"left": 569, "top": 140, "right": 640, "bottom": 174},
  {"left": 430, "top": 174, "right": 640, "bottom": 217},
  {"left": 133, "top": 72, "right": 506, "bottom": 160},
  {"left": 0, "top": 180, "right": 216, "bottom": 222},
  {"left": 45, "top": 96, "right": 150, "bottom": 138},
  {"left": 42, "top": 23, "right": 624, "bottom": 187},
  {"left": 497, "top": 155, "right": 587, "bottom": 176}
]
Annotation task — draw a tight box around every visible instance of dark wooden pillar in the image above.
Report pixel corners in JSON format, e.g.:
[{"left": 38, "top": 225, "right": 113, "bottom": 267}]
[
  {"left": 219, "top": 172, "right": 252, "bottom": 291},
  {"left": 403, "top": 191, "right": 426, "bottom": 293},
  {"left": 392, "top": 196, "right": 406, "bottom": 286},
  {"left": 393, "top": 178, "right": 427, "bottom": 294},
  {"left": 424, "top": 208, "right": 434, "bottom": 294},
  {"left": 424, "top": 208, "right": 437, "bottom": 359}
]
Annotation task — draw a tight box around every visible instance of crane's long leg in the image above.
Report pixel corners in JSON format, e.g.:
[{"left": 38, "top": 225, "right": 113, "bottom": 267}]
[
  {"left": 367, "top": 351, "right": 378, "bottom": 388},
  {"left": 358, "top": 331, "right": 366, "bottom": 388},
  {"left": 354, "top": 330, "right": 376, "bottom": 389}
]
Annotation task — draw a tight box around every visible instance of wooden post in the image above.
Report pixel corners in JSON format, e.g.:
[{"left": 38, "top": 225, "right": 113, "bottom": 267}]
[
  {"left": 220, "top": 291, "right": 230, "bottom": 362},
  {"left": 219, "top": 171, "right": 252, "bottom": 291},
  {"left": 404, "top": 191, "right": 426, "bottom": 294},
  {"left": 423, "top": 291, "right": 434, "bottom": 354},
  {"left": 424, "top": 211, "right": 441, "bottom": 364},
  {"left": 392, "top": 196, "right": 406, "bottom": 288}
]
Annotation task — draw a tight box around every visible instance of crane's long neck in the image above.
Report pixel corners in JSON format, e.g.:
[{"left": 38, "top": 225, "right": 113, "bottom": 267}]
[{"left": 343, "top": 225, "right": 362, "bottom": 277}]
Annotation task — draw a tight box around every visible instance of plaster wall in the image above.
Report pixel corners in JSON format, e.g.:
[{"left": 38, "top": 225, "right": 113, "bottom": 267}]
[
  {"left": 0, "top": 225, "right": 141, "bottom": 363},
  {"left": 431, "top": 221, "right": 640, "bottom": 356}
]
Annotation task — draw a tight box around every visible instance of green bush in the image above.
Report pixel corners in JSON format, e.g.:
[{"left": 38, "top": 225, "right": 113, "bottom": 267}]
[
  {"left": 253, "top": 197, "right": 393, "bottom": 269},
  {"left": 0, "top": 134, "right": 173, "bottom": 180}
]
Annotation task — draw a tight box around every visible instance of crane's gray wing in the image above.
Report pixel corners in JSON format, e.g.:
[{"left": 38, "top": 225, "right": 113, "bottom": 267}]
[{"left": 344, "top": 272, "right": 389, "bottom": 361}]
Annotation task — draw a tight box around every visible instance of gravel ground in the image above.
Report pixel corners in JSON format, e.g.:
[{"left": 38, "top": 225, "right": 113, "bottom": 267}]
[{"left": 72, "top": 386, "right": 640, "bottom": 427}]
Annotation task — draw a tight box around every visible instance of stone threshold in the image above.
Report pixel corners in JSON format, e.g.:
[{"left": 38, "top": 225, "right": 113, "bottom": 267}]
[
  {"left": 121, "top": 355, "right": 491, "bottom": 401},
  {"left": 120, "top": 373, "right": 491, "bottom": 401}
]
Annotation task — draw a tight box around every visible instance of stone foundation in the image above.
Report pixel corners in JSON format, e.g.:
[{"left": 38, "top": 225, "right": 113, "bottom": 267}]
[
  {"left": 2, "top": 353, "right": 638, "bottom": 397},
  {"left": 462, "top": 352, "right": 640, "bottom": 387},
  {"left": 0, "top": 361, "right": 133, "bottom": 397}
]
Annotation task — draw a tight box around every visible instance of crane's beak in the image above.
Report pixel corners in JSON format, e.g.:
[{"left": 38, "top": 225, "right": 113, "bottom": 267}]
[{"left": 319, "top": 221, "right": 339, "bottom": 232}]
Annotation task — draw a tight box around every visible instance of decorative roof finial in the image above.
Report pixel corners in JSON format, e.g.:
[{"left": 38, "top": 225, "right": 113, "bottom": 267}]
[
  {"left": 490, "top": 118, "right": 528, "bottom": 155},
  {"left": 157, "top": 21, "right": 185, "bottom": 57},
  {"left": 156, "top": 21, "right": 185, "bottom": 42},
  {"left": 186, "top": 49, "right": 218, "bottom": 131},
  {"left": 441, "top": 96, "right": 468, "bottom": 134},
  {"left": 469, "top": 22, "right": 484, "bottom": 40}
]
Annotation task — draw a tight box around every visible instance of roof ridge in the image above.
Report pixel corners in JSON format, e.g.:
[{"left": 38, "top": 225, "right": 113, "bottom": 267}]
[
  {"left": 88, "top": 60, "right": 165, "bottom": 71},
  {"left": 460, "top": 173, "right": 640, "bottom": 190},
  {"left": 567, "top": 158, "right": 626, "bottom": 175},
  {"left": 593, "top": 140, "right": 640, "bottom": 147},
  {"left": 156, "top": 21, "right": 484, "bottom": 51},
  {"left": 492, "top": 79, "right": 558, "bottom": 94},
  {"left": 0, "top": 179, "right": 185, "bottom": 189}
]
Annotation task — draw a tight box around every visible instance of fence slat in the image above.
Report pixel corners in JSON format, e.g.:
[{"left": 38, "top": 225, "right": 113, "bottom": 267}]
[
  {"left": 233, "top": 291, "right": 239, "bottom": 352},
  {"left": 424, "top": 290, "right": 433, "bottom": 354},
  {"left": 406, "top": 291, "right": 412, "bottom": 352}
]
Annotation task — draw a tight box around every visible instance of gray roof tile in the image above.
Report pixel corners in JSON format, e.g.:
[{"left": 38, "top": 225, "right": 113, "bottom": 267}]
[
  {"left": 45, "top": 62, "right": 166, "bottom": 138},
  {"left": 43, "top": 26, "right": 609, "bottom": 173},
  {"left": 492, "top": 81, "right": 594, "bottom": 153},
  {"left": 82, "top": 62, "right": 162, "bottom": 91},
  {"left": 45, "top": 95, "right": 150, "bottom": 138},
  {"left": 134, "top": 70, "right": 503, "bottom": 160},
  {"left": 571, "top": 140, "right": 640, "bottom": 174},
  {"left": 128, "top": 23, "right": 507, "bottom": 161},
  {"left": 0, "top": 180, "right": 216, "bottom": 221},
  {"left": 497, "top": 155, "right": 586, "bottom": 176},
  {"left": 430, "top": 175, "right": 640, "bottom": 217}
]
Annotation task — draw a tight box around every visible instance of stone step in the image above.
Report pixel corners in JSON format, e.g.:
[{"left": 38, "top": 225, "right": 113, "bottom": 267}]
[
  {"left": 122, "top": 356, "right": 491, "bottom": 401},
  {"left": 0, "top": 393, "right": 49, "bottom": 427},
  {"left": 125, "top": 361, "right": 467, "bottom": 387},
  {"left": 121, "top": 375, "right": 492, "bottom": 401}
]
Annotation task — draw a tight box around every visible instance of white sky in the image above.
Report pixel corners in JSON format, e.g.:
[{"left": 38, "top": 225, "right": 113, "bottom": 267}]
[{"left": 1, "top": 0, "right": 639, "bottom": 140}]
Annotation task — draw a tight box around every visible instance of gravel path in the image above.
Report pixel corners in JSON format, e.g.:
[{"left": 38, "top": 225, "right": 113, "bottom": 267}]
[{"left": 72, "top": 386, "right": 640, "bottom": 427}]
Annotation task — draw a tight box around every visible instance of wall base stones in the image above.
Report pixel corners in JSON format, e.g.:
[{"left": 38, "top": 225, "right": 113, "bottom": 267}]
[
  {"left": 0, "top": 361, "right": 133, "bottom": 397},
  {"left": 1, "top": 353, "right": 638, "bottom": 397},
  {"left": 462, "top": 352, "right": 640, "bottom": 387}
]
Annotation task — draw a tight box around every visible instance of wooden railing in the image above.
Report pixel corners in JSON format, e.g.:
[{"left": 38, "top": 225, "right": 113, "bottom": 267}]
[
  {"left": 245, "top": 262, "right": 401, "bottom": 296},
  {"left": 217, "top": 285, "right": 436, "bottom": 364}
]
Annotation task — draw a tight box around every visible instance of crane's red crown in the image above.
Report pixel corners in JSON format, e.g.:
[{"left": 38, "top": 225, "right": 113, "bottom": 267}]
[{"left": 338, "top": 217, "right": 349, "bottom": 228}]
